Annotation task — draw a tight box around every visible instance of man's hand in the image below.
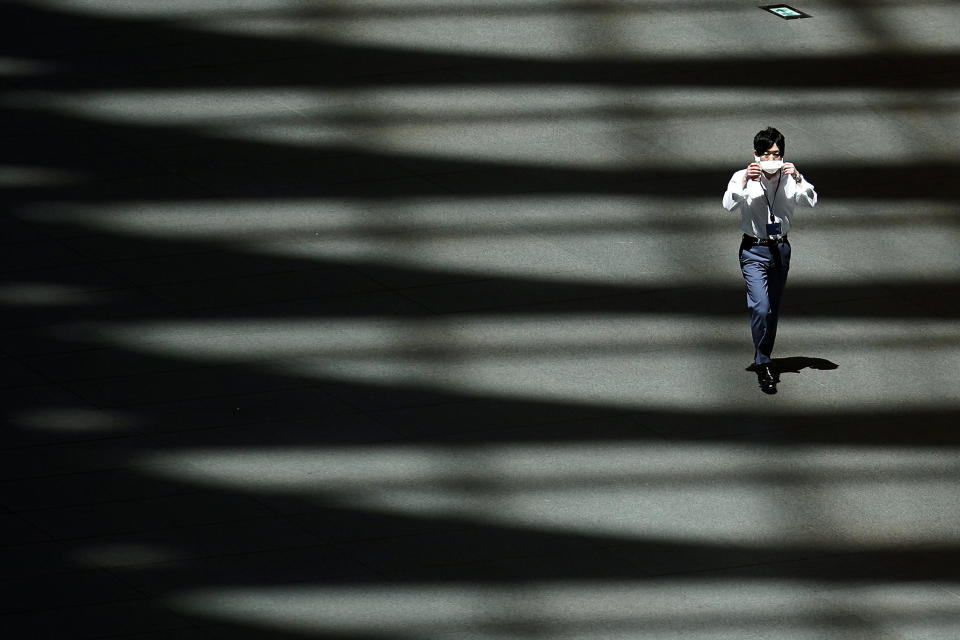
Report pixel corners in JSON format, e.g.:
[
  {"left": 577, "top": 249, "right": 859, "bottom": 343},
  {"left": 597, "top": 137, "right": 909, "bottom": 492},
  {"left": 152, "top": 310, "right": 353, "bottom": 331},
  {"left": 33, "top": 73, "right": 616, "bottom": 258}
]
[
  {"left": 743, "top": 162, "right": 762, "bottom": 187},
  {"left": 782, "top": 162, "right": 802, "bottom": 182}
]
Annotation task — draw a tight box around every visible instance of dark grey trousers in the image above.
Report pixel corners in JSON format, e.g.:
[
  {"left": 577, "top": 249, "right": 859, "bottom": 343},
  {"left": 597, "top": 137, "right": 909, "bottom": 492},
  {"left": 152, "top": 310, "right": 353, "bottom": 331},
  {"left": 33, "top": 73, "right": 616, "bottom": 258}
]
[{"left": 739, "top": 237, "right": 791, "bottom": 365}]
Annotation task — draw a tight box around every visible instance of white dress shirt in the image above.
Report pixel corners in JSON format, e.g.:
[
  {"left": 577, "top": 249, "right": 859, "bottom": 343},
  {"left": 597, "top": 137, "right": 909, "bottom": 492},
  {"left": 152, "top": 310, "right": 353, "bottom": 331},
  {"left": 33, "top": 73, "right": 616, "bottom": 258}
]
[{"left": 722, "top": 169, "right": 817, "bottom": 238}]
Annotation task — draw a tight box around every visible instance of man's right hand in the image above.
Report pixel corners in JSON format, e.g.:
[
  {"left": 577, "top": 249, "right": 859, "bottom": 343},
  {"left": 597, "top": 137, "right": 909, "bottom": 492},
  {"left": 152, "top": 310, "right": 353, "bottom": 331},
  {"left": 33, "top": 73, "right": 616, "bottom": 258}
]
[{"left": 743, "top": 162, "right": 762, "bottom": 187}]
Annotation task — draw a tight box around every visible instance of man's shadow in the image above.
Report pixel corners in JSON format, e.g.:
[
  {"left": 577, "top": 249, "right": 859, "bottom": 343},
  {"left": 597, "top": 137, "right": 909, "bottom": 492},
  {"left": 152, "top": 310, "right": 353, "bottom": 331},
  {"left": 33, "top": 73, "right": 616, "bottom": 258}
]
[{"left": 747, "top": 357, "right": 838, "bottom": 381}]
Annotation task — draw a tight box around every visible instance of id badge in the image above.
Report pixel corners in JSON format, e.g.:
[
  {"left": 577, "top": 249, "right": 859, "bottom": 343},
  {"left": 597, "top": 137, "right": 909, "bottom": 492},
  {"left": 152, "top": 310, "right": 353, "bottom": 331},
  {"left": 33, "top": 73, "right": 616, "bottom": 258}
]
[{"left": 766, "top": 222, "right": 783, "bottom": 237}]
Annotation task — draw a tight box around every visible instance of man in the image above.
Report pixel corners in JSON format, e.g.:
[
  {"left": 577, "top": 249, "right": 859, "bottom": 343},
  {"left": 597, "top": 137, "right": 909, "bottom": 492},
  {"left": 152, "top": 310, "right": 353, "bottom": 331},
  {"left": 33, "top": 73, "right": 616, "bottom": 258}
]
[{"left": 722, "top": 127, "right": 818, "bottom": 394}]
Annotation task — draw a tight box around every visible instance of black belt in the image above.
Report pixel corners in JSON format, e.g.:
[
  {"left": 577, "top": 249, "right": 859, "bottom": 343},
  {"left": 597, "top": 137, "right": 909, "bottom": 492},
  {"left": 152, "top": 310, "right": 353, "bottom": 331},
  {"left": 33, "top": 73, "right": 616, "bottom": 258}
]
[{"left": 743, "top": 234, "right": 787, "bottom": 246}]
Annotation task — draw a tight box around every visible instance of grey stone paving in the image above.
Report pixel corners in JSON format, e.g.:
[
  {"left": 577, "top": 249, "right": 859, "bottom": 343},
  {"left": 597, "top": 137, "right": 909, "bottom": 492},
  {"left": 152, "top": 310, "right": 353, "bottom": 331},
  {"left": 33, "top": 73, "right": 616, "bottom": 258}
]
[{"left": 2, "top": 1, "right": 960, "bottom": 638}]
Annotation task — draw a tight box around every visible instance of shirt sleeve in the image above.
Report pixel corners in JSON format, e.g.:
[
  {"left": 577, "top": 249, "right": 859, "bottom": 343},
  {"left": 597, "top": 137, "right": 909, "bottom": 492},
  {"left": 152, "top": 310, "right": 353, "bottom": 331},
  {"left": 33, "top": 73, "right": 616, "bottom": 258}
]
[
  {"left": 791, "top": 175, "right": 818, "bottom": 207},
  {"left": 722, "top": 170, "right": 750, "bottom": 211}
]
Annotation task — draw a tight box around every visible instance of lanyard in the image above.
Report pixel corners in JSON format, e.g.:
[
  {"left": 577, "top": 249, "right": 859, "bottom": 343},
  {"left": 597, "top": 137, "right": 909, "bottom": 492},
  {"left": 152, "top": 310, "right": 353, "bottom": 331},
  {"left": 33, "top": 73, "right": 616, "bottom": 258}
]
[{"left": 759, "top": 172, "right": 783, "bottom": 223}]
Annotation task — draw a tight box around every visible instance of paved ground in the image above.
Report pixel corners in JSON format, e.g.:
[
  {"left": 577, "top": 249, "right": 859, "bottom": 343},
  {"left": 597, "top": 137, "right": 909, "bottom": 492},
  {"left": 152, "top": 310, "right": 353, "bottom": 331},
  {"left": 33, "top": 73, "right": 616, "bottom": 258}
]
[{"left": 3, "top": 1, "right": 960, "bottom": 638}]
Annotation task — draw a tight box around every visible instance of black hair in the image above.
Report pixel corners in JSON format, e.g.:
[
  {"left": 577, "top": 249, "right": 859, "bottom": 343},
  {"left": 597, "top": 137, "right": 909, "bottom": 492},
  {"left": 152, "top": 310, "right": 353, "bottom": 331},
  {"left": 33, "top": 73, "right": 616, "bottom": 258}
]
[{"left": 753, "top": 127, "right": 785, "bottom": 156}]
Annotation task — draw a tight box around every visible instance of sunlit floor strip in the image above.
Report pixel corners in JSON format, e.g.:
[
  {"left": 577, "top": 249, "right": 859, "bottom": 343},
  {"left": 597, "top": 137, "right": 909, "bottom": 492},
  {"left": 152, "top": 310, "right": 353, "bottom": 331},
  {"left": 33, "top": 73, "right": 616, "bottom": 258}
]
[
  {"left": 23, "top": 196, "right": 960, "bottom": 236},
  {"left": 7, "top": 87, "right": 960, "bottom": 167},
  {"left": 65, "top": 315, "right": 960, "bottom": 410},
  {"left": 37, "top": 0, "right": 960, "bottom": 61},
  {"left": 140, "top": 441, "right": 960, "bottom": 548},
  {"left": 167, "top": 580, "right": 960, "bottom": 639},
  {"left": 20, "top": 197, "right": 960, "bottom": 285}
]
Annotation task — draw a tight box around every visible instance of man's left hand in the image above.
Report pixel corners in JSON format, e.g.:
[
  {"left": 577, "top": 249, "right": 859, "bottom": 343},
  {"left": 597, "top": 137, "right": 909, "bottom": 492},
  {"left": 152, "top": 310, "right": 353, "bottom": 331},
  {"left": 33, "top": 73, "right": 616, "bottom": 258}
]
[{"left": 782, "top": 163, "right": 802, "bottom": 182}]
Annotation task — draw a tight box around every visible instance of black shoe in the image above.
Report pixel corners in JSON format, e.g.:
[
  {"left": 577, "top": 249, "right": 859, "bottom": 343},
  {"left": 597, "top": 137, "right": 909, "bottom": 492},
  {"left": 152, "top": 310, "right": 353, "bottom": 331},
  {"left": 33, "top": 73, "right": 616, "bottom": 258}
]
[{"left": 757, "top": 363, "right": 777, "bottom": 394}]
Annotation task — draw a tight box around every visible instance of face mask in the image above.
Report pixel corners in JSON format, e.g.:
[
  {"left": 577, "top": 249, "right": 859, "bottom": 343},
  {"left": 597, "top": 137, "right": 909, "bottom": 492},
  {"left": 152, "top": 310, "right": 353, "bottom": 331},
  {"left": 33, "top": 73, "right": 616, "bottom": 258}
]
[{"left": 756, "top": 156, "right": 784, "bottom": 173}]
